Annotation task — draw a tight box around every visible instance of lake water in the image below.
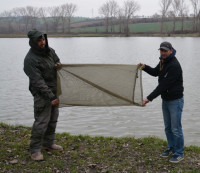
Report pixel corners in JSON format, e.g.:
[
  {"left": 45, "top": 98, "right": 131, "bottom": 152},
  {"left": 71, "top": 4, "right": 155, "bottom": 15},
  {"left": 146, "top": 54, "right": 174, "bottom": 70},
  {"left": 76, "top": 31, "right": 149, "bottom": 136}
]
[{"left": 0, "top": 37, "right": 199, "bottom": 146}]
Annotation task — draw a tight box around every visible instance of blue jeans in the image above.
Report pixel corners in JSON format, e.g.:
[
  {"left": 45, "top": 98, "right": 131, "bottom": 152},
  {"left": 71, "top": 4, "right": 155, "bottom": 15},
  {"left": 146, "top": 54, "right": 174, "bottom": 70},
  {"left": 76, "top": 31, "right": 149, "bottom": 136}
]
[{"left": 162, "top": 97, "right": 184, "bottom": 156}]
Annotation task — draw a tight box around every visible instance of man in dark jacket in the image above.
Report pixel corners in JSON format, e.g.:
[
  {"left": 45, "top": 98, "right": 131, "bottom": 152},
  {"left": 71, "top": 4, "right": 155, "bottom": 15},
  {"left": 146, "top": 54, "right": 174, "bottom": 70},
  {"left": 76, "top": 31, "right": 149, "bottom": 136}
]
[
  {"left": 24, "top": 29, "right": 63, "bottom": 161},
  {"left": 139, "top": 42, "right": 184, "bottom": 163}
]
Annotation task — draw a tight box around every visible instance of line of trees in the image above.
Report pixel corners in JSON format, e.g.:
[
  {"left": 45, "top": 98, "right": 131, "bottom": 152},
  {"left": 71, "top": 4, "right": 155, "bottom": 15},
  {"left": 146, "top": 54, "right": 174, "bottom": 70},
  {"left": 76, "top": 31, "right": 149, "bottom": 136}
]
[
  {"left": 99, "top": 0, "right": 140, "bottom": 36},
  {"left": 0, "top": 3, "right": 77, "bottom": 34},
  {"left": 160, "top": 0, "right": 200, "bottom": 33},
  {"left": 99, "top": 0, "right": 200, "bottom": 35},
  {"left": 0, "top": 0, "right": 199, "bottom": 35}
]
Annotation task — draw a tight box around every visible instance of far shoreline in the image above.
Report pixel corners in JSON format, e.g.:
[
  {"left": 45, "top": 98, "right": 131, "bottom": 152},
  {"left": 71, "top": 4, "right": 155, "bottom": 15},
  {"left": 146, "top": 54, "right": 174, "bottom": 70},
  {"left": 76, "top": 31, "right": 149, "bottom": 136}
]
[{"left": 0, "top": 32, "right": 200, "bottom": 38}]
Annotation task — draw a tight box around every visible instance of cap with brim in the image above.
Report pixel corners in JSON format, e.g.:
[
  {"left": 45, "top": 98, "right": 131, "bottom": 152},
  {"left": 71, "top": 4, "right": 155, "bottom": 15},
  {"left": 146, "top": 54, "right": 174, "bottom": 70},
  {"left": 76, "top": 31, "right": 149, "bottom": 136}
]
[
  {"left": 159, "top": 47, "right": 170, "bottom": 51},
  {"left": 159, "top": 42, "right": 172, "bottom": 51}
]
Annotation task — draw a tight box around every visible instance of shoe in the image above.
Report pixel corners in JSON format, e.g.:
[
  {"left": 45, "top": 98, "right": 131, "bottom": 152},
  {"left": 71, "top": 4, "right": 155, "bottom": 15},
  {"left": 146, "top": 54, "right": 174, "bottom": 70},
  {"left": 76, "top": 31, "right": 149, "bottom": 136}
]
[
  {"left": 169, "top": 154, "right": 184, "bottom": 163},
  {"left": 160, "top": 148, "right": 174, "bottom": 158},
  {"left": 31, "top": 152, "right": 44, "bottom": 161},
  {"left": 42, "top": 144, "right": 63, "bottom": 151}
]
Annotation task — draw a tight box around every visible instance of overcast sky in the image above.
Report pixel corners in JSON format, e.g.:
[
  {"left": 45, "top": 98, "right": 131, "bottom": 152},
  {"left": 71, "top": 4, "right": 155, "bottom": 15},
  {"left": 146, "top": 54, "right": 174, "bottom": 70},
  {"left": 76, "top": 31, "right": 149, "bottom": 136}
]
[{"left": 0, "top": 0, "right": 192, "bottom": 17}]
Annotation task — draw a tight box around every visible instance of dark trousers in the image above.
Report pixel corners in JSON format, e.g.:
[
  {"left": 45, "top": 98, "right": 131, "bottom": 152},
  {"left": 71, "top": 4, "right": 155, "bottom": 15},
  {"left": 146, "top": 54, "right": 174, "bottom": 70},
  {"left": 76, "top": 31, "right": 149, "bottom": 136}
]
[{"left": 30, "top": 95, "right": 59, "bottom": 154}]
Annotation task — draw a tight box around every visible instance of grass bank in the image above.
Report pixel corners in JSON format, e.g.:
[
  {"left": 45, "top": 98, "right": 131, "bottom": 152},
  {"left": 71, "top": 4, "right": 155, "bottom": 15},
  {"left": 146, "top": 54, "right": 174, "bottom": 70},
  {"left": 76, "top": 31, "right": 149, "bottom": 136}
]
[{"left": 0, "top": 122, "right": 200, "bottom": 173}]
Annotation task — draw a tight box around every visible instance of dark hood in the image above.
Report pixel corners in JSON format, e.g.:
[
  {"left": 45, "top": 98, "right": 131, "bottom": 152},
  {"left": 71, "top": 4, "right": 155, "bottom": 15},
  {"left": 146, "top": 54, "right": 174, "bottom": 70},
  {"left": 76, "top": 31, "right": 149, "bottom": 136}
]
[{"left": 27, "top": 29, "right": 50, "bottom": 56}]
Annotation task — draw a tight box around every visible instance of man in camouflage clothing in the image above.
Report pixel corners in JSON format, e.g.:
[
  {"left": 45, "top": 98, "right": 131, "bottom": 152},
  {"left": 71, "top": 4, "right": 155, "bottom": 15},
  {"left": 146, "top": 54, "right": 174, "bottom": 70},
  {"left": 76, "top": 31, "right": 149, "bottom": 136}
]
[{"left": 24, "top": 29, "right": 63, "bottom": 161}]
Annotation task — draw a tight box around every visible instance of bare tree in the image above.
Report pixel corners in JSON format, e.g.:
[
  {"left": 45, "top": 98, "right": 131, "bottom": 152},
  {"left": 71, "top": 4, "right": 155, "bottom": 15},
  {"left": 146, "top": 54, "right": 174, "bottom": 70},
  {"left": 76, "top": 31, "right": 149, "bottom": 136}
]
[
  {"left": 99, "top": 2, "right": 110, "bottom": 33},
  {"left": 123, "top": 0, "right": 140, "bottom": 36},
  {"left": 47, "top": 6, "right": 61, "bottom": 33},
  {"left": 60, "top": 4, "right": 67, "bottom": 33},
  {"left": 117, "top": 8, "right": 125, "bottom": 33},
  {"left": 190, "top": 0, "right": 200, "bottom": 32},
  {"left": 61, "top": 3, "right": 77, "bottom": 33},
  {"left": 12, "top": 7, "right": 23, "bottom": 33},
  {"left": 0, "top": 7, "right": 36, "bottom": 33},
  {"left": 17, "top": 7, "right": 32, "bottom": 32},
  {"left": 198, "top": 10, "right": 200, "bottom": 33},
  {"left": 171, "top": 0, "right": 180, "bottom": 33},
  {"left": 198, "top": 7, "right": 200, "bottom": 33},
  {"left": 26, "top": 6, "right": 38, "bottom": 29},
  {"left": 179, "top": 0, "right": 188, "bottom": 32},
  {"left": 160, "top": 0, "right": 172, "bottom": 33},
  {"left": 0, "top": 10, "right": 13, "bottom": 33},
  {"left": 38, "top": 7, "right": 49, "bottom": 32},
  {"left": 0, "top": 3, "right": 79, "bottom": 34},
  {"left": 109, "top": 0, "right": 119, "bottom": 32}
]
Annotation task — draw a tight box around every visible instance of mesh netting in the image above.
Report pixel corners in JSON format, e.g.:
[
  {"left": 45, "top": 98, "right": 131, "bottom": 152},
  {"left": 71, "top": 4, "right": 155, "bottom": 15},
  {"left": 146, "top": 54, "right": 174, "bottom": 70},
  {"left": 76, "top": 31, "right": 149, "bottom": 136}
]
[{"left": 57, "top": 64, "right": 143, "bottom": 107}]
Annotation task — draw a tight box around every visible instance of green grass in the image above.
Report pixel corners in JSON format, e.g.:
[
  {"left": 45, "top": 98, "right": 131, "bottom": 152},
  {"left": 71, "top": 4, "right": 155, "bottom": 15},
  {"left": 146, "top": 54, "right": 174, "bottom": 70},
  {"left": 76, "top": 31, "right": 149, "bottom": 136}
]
[
  {"left": 0, "top": 122, "right": 200, "bottom": 172},
  {"left": 71, "top": 20, "right": 194, "bottom": 33}
]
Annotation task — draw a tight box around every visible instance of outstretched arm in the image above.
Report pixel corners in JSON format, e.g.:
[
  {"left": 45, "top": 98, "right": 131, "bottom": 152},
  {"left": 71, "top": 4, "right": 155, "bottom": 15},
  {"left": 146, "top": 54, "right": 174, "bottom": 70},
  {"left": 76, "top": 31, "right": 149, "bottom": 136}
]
[
  {"left": 143, "top": 63, "right": 160, "bottom": 77},
  {"left": 138, "top": 62, "right": 160, "bottom": 77}
]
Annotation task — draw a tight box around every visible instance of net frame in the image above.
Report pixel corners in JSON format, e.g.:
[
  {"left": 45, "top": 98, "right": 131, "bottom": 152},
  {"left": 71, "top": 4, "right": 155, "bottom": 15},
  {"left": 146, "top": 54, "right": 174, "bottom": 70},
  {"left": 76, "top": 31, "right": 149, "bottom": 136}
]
[{"left": 57, "top": 64, "right": 143, "bottom": 107}]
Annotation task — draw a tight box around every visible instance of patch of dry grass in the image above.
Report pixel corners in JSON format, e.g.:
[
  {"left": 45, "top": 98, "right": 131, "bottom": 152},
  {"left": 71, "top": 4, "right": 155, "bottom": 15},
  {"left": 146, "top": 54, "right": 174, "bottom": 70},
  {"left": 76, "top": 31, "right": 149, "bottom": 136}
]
[{"left": 0, "top": 122, "right": 200, "bottom": 172}]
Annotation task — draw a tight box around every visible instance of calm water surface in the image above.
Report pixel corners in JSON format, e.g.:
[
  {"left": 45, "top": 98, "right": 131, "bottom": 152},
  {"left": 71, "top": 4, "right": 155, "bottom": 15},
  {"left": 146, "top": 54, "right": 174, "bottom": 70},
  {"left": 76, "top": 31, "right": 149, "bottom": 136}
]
[{"left": 0, "top": 37, "right": 199, "bottom": 146}]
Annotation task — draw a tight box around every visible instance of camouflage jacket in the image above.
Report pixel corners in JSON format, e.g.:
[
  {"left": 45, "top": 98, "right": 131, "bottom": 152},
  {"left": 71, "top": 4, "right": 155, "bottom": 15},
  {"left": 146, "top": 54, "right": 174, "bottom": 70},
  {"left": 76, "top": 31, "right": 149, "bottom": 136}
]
[{"left": 24, "top": 30, "right": 60, "bottom": 101}]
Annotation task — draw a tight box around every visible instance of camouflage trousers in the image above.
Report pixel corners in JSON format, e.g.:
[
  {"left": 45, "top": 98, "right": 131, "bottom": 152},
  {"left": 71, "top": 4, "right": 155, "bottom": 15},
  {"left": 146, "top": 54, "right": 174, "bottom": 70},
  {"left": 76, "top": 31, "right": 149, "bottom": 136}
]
[{"left": 29, "top": 95, "right": 59, "bottom": 154}]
